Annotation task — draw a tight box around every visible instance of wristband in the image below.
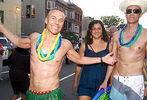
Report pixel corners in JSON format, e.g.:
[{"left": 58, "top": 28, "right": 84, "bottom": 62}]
[{"left": 100, "top": 57, "right": 103, "bottom": 63}]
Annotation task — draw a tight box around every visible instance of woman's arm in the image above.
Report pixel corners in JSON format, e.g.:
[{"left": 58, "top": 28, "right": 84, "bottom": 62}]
[
  {"left": 98, "top": 43, "right": 114, "bottom": 92},
  {"left": 72, "top": 43, "right": 85, "bottom": 91}
]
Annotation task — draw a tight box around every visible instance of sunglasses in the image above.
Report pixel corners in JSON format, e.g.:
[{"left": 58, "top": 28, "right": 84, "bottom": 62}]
[{"left": 126, "top": 9, "right": 141, "bottom": 14}]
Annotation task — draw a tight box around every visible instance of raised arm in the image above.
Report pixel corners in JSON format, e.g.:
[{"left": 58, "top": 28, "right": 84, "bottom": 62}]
[{"left": 0, "top": 22, "right": 31, "bottom": 48}]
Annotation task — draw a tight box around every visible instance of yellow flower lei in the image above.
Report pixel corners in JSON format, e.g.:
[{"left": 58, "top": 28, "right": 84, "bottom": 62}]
[{"left": 37, "top": 29, "right": 60, "bottom": 61}]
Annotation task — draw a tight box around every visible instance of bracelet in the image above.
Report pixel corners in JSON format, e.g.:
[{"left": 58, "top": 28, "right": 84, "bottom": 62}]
[{"left": 100, "top": 57, "right": 103, "bottom": 63}]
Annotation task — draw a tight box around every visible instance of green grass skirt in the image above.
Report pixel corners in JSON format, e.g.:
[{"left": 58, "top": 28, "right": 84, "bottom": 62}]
[{"left": 26, "top": 87, "right": 62, "bottom": 100}]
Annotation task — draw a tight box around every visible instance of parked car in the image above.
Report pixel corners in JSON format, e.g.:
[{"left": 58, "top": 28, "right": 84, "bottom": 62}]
[{"left": 0, "top": 37, "right": 14, "bottom": 66}]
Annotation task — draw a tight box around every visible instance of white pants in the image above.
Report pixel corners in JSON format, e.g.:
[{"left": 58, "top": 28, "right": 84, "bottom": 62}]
[{"left": 114, "top": 75, "right": 144, "bottom": 99}]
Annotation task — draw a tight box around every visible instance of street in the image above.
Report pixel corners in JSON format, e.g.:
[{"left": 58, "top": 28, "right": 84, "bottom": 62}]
[
  {"left": 0, "top": 61, "right": 147, "bottom": 100},
  {"left": 0, "top": 61, "right": 78, "bottom": 100}
]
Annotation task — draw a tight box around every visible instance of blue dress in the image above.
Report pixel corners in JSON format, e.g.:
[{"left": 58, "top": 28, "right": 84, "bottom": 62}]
[{"left": 77, "top": 43, "right": 110, "bottom": 98}]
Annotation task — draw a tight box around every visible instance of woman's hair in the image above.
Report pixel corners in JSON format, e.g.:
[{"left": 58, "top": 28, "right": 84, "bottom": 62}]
[{"left": 84, "top": 20, "right": 109, "bottom": 44}]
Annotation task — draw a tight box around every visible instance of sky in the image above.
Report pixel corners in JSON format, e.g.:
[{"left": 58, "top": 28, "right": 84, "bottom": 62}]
[{"left": 65, "top": 0, "right": 147, "bottom": 28}]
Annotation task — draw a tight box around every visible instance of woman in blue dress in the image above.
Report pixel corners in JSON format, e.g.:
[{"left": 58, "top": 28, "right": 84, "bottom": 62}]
[{"left": 72, "top": 20, "right": 113, "bottom": 100}]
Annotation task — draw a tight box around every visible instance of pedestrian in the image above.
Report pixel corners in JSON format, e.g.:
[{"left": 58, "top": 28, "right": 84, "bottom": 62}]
[
  {"left": 109, "top": 0, "right": 147, "bottom": 99},
  {"left": 0, "top": 8, "right": 116, "bottom": 100},
  {"left": 65, "top": 56, "right": 70, "bottom": 64},
  {"left": 72, "top": 20, "right": 113, "bottom": 100},
  {"left": 0, "top": 42, "right": 3, "bottom": 80},
  {"left": 8, "top": 47, "right": 30, "bottom": 100},
  {"left": 74, "top": 42, "right": 79, "bottom": 52},
  {"left": 109, "top": 26, "right": 117, "bottom": 43}
]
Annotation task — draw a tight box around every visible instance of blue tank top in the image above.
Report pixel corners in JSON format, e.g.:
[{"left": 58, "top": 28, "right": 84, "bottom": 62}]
[{"left": 78, "top": 42, "right": 110, "bottom": 92}]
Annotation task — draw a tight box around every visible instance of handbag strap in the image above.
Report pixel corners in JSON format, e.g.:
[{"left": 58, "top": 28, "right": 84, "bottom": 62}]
[{"left": 89, "top": 45, "right": 98, "bottom": 57}]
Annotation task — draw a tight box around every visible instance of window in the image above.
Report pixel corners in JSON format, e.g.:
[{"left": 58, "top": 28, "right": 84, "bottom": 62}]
[
  {"left": 0, "top": 38, "right": 8, "bottom": 46},
  {"left": 64, "top": 20, "right": 68, "bottom": 31},
  {"left": 26, "top": 5, "right": 31, "bottom": 18},
  {"left": 65, "top": 9, "right": 68, "bottom": 17},
  {"left": 74, "top": 25, "right": 79, "bottom": 33},
  {"left": 70, "top": 11, "right": 74, "bottom": 19},
  {"left": 50, "top": 1, "right": 55, "bottom": 9},
  {"left": 0, "top": 10, "right": 4, "bottom": 23},
  {"left": 80, "top": 15, "right": 82, "bottom": 21},
  {"left": 75, "top": 13, "right": 77, "bottom": 20}
]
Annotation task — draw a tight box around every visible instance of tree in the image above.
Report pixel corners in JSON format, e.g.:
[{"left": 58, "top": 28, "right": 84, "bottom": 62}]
[
  {"left": 61, "top": 32, "right": 79, "bottom": 44},
  {"left": 100, "top": 15, "right": 125, "bottom": 30}
]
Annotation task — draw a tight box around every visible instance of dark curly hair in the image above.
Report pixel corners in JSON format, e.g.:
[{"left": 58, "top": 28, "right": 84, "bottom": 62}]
[{"left": 84, "top": 20, "right": 109, "bottom": 44}]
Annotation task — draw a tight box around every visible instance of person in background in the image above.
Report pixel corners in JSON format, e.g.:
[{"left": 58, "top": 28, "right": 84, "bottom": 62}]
[
  {"left": 109, "top": 26, "right": 117, "bottom": 43},
  {"left": 109, "top": 26, "right": 118, "bottom": 83},
  {"left": 109, "top": 0, "right": 147, "bottom": 99},
  {"left": 74, "top": 42, "right": 79, "bottom": 52},
  {"left": 8, "top": 47, "right": 30, "bottom": 100},
  {"left": 72, "top": 20, "right": 113, "bottom": 100},
  {"left": 0, "top": 8, "right": 116, "bottom": 100},
  {"left": 0, "top": 42, "right": 3, "bottom": 80}
]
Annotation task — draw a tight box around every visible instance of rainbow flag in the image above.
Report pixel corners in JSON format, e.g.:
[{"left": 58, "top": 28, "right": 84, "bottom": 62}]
[{"left": 32, "top": 4, "right": 35, "bottom": 17}]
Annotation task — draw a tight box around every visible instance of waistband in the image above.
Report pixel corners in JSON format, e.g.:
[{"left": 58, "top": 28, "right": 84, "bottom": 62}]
[
  {"left": 29, "top": 87, "right": 60, "bottom": 95},
  {"left": 113, "top": 75, "right": 144, "bottom": 82}
]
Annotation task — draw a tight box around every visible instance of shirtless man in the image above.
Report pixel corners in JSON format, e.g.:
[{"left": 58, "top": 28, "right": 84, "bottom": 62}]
[
  {"left": 109, "top": 0, "right": 147, "bottom": 100},
  {"left": 0, "top": 8, "right": 116, "bottom": 100}
]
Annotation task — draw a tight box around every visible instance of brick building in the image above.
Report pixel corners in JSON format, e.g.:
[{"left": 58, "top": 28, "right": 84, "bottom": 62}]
[
  {"left": 46, "top": 0, "right": 82, "bottom": 37},
  {"left": 22, "top": 0, "right": 83, "bottom": 37}
]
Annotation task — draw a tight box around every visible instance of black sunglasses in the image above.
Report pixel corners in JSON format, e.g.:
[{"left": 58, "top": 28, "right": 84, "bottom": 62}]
[{"left": 126, "top": 9, "right": 141, "bottom": 14}]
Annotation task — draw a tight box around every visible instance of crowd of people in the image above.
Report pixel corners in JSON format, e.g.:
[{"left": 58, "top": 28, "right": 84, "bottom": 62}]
[{"left": 0, "top": 0, "right": 147, "bottom": 100}]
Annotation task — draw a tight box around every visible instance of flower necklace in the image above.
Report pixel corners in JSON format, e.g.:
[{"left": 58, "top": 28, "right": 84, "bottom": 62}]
[
  {"left": 119, "top": 24, "right": 142, "bottom": 47},
  {"left": 36, "top": 29, "right": 62, "bottom": 61}
]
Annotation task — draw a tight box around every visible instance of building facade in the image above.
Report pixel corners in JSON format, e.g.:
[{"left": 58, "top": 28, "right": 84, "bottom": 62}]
[
  {"left": 0, "top": 0, "right": 82, "bottom": 38},
  {"left": 81, "top": 16, "right": 94, "bottom": 39},
  {"left": 0, "top": 0, "right": 21, "bottom": 37},
  {"left": 21, "top": 0, "right": 83, "bottom": 37},
  {"left": 21, "top": 0, "right": 46, "bottom": 35}
]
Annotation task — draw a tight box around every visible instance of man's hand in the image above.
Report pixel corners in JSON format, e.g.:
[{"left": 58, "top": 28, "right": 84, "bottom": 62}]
[{"left": 103, "top": 52, "right": 117, "bottom": 65}]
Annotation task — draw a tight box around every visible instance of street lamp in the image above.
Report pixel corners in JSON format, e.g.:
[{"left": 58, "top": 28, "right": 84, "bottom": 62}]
[
  {"left": 15, "top": 7, "right": 21, "bottom": 14},
  {"left": 15, "top": 7, "right": 21, "bottom": 35}
]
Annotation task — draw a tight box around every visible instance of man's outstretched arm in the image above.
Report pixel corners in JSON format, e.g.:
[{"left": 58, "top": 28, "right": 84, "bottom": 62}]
[
  {"left": 66, "top": 41, "right": 117, "bottom": 65},
  {"left": 0, "top": 20, "right": 31, "bottom": 48}
]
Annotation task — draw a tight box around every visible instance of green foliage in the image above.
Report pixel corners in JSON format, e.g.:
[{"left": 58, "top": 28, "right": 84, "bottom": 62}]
[
  {"left": 61, "top": 32, "right": 79, "bottom": 44},
  {"left": 100, "top": 15, "right": 125, "bottom": 30}
]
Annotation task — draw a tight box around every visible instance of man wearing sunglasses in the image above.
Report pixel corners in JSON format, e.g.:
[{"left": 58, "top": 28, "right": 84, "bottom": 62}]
[{"left": 109, "top": 0, "right": 147, "bottom": 100}]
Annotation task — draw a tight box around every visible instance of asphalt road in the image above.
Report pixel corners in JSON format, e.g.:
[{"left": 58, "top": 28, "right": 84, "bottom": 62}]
[
  {"left": 0, "top": 61, "right": 78, "bottom": 100},
  {"left": 0, "top": 61, "right": 147, "bottom": 100}
]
